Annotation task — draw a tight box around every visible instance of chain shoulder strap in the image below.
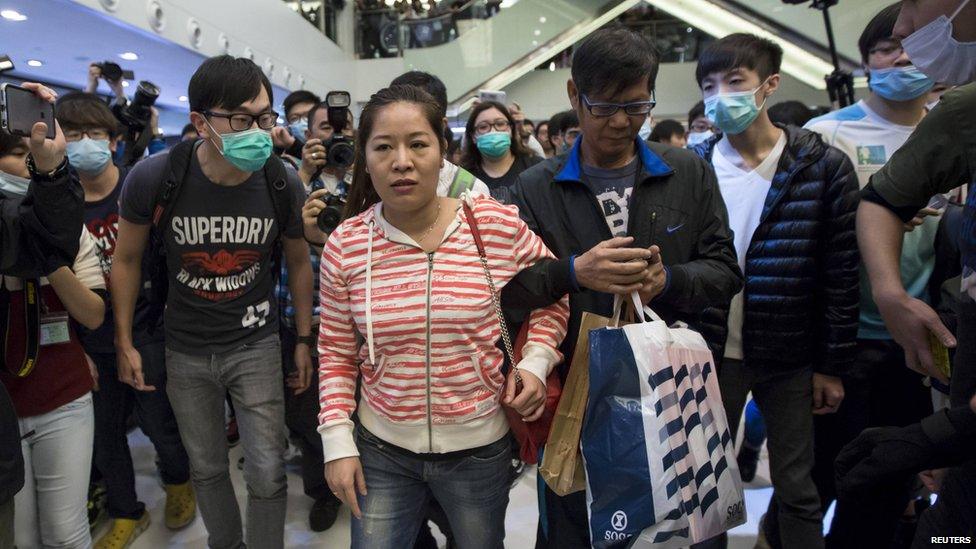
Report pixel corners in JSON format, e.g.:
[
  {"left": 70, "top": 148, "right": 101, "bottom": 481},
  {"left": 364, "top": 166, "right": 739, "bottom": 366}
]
[{"left": 462, "top": 201, "right": 522, "bottom": 387}]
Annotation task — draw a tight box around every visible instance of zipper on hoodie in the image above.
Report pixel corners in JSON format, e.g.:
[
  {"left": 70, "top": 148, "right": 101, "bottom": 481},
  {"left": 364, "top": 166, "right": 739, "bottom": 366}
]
[{"left": 425, "top": 251, "right": 434, "bottom": 453}]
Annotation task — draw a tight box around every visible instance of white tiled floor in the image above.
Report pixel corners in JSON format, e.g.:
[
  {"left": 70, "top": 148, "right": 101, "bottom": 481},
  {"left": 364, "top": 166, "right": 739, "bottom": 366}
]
[{"left": 113, "top": 429, "right": 772, "bottom": 549}]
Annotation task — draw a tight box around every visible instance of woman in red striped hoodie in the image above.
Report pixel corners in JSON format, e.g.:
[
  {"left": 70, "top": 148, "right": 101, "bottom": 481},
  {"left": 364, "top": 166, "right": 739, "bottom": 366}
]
[{"left": 317, "top": 85, "right": 569, "bottom": 548}]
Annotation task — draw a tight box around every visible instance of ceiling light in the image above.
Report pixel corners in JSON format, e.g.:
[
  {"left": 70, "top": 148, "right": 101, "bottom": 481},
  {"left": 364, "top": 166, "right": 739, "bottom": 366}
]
[
  {"left": 548, "top": 61, "right": 555, "bottom": 72},
  {"left": 178, "top": 95, "right": 188, "bottom": 102},
  {"left": 122, "top": 81, "right": 130, "bottom": 87},
  {"left": 539, "top": 16, "right": 546, "bottom": 23},
  {"left": 533, "top": 29, "right": 541, "bottom": 36},
  {"left": 645, "top": 0, "right": 836, "bottom": 90},
  {"left": 118, "top": 51, "right": 139, "bottom": 61},
  {"left": 26, "top": 59, "right": 42, "bottom": 67},
  {"left": 0, "top": 9, "right": 26, "bottom": 21}
]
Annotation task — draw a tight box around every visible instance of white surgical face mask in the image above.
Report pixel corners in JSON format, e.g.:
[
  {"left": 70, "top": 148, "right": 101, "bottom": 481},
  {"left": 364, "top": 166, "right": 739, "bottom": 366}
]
[
  {"left": 902, "top": 0, "right": 976, "bottom": 86},
  {"left": 686, "top": 130, "right": 714, "bottom": 148},
  {"left": 638, "top": 118, "right": 653, "bottom": 141},
  {"left": 0, "top": 171, "right": 31, "bottom": 196}
]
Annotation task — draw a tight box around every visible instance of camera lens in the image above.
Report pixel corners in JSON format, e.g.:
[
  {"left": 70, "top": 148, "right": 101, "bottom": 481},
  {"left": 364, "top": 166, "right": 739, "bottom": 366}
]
[
  {"left": 327, "top": 141, "right": 355, "bottom": 170},
  {"left": 133, "top": 81, "right": 160, "bottom": 108}
]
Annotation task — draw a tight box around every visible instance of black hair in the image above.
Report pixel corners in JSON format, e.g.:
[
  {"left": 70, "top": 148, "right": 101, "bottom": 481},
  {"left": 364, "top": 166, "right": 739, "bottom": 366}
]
[
  {"left": 344, "top": 85, "right": 446, "bottom": 219},
  {"left": 858, "top": 3, "right": 902, "bottom": 64},
  {"left": 180, "top": 123, "right": 197, "bottom": 137},
  {"left": 188, "top": 55, "right": 274, "bottom": 114},
  {"left": 389, "top": 71, "right": 448, "bottom": 117},
  {"left": 649, "top": 119, "right": 685, "bottom": 143},
  {"left": 54, "top": 92, "right": 121, "bottom": 138},
  {"left": 688, "top": 100, "right": 706, "bottom": 125},
  {"left": 283, "top": 90, "right": 321, "bottom": 119},
  {"left": 555, "top": 110, "right": 579, "bottom": 135},
  {"left": 695, "top": 33, "right": 783, "bottom": 88},
  {"left": 0, "top": 128, "right": 26, "bottom": 156},
  {"left": 571, "top": 25, "right": 660, "bottom": 98},
  {"left": 546, "top": 111, "right": 566, "bottom": 148},
  {"left": 460, "top": 100, "right": 532, "bottom": 171},
  {"left": 768, "top": 100, "right": 815, "bottom": 127}
]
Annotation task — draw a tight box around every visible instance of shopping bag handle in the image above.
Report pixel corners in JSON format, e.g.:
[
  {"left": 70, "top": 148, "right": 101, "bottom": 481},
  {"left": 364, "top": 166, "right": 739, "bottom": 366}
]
[{"left": 612, "top": 292, "right": 664, "bottom": 327}]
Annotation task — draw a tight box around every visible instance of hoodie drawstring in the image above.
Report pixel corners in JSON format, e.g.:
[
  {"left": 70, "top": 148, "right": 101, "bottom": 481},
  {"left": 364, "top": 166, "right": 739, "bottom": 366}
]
[{"left": 365, "top": 220, "right": 376, "bottom": 366}]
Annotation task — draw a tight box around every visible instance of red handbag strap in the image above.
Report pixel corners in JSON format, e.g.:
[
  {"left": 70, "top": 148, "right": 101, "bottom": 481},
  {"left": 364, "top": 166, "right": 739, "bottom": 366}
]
[{"left": 462, "top": 201, "right": 486, "bottom": 256}]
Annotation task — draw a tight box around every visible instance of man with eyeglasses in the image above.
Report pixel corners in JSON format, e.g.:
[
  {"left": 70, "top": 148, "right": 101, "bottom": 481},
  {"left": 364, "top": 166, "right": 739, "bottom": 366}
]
[
  {"left": 500, "top": 26, "right": 742, "bottom": 549},
  {"left": 52, "top": 92, "right": 196, "bottom": 549},
  {"left": 111, "top": 56, "right": 313, "bottom": 549},
  {"left": 691, "top": 34, "right": 859, "bottom": 549}
]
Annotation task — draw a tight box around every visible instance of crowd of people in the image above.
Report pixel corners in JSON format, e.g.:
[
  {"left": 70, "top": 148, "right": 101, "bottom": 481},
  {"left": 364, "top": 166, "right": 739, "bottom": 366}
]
[{"left": 1, "top": 0, "right": 975, "bottom": 548}]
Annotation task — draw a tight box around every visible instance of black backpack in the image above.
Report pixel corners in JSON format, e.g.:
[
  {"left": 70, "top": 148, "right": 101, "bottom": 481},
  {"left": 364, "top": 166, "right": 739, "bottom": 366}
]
[{"left": 144, "top": 140, "right": 292, "bottom": 332}]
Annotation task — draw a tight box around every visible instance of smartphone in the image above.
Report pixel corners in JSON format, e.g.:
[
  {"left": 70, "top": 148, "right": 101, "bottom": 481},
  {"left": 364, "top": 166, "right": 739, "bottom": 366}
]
[
  {"left": 0, "top": 84, "right": 56, "bottom": 139},
  {"left": 478, "top": 89, "right": 507, "bottom": 105}
]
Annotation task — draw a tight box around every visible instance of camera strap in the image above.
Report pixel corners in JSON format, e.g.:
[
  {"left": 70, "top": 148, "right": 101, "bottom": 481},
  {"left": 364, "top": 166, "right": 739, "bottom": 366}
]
[{"left": 0, "top": 278, "right": 42, "bottom": 378}]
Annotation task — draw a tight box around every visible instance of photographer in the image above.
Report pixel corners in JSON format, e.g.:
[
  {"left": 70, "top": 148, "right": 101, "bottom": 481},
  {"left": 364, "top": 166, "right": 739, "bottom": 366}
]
[
  {"left": 272, "top": 90, "right": 321, "bottom": 160},
  {"left": 0, "top": 109, "right": 106, "bottom": 547},
  {"left": 279, "top": 96, "right": 352, "bottom": 532},
  {"left": 86, "top": 62, "right": 163, "bottom": 167},
  {"left": 55, "top": 92, "right": 195, "bottom": 547}
]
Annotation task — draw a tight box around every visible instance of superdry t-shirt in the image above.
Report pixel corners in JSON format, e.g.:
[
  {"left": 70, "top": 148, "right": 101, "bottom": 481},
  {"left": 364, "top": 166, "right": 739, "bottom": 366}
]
[{"left": 120, "top": 148, "right": 304, "bottom": 355}]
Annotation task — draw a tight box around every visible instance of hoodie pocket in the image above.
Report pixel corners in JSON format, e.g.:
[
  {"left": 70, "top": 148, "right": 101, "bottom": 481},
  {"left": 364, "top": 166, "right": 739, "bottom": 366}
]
[
  {"left": 471, "top": 354, "right": 504, "bottom": 394},
  {"left": 361, "top": 355, "right": 388, "bottom": 386}
]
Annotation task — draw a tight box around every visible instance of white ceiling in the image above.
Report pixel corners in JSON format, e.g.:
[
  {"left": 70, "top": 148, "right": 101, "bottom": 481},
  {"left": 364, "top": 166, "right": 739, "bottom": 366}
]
[{"left": 0, "top": 0, "right": 289, "bottom": 133}]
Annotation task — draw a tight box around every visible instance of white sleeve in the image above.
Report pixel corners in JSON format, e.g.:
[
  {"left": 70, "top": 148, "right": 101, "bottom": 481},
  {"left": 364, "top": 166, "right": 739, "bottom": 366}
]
[{"left": 73, "top": 229, "right": 106, "bottom": 291}]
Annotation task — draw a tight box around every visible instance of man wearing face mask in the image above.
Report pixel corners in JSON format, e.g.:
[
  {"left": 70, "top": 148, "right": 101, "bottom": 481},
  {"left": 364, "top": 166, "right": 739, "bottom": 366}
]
[
  {"left": 842, "top": 0, "right": 976, "bottom": 543},
  {"left": 686, "top": 100, "right": 715, "bottom": 148},
  {"left": 692, "top": 33, "right": 860, "bottom": 549},
  {"left": 112, "top": 56, "right": 313, "bottom": 549},
  {"left": 54, "top": 93, "right": 196, "bottom": 548},
  {"left": 271, "top": 90, "right": 320, "bottom": 160},
  {"left": 803, "top": 5, "right": 946, "bottom": 534}
]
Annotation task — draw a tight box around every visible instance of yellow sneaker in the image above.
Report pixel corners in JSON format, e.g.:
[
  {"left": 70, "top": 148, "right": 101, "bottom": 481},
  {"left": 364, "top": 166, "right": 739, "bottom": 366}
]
[
  {"left": 164, "top": 482, "right": 197, "bottom": 530},
  {"left": 94, "top": 512, "right": 150, "bottom": 549}
]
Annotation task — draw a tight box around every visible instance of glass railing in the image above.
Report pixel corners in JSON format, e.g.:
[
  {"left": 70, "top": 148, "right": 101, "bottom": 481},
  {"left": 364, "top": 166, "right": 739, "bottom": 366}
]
[
  {"left": 282, "top": 0, "right": 340, "bottom": 43},
  {"left": 355, "top": 0, "right": 500, "bottom": 58}
]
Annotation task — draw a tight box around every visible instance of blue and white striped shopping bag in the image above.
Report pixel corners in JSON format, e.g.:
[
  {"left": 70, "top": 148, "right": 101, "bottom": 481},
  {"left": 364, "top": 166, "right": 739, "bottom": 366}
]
[{"left": 581, "top": 294, "right": 746, "bottom": 548}]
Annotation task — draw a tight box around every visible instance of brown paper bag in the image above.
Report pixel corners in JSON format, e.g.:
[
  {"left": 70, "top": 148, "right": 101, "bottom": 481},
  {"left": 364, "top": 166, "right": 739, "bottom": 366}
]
[{"left": 540, "top": 309, "right": 632, "bottom": 496}]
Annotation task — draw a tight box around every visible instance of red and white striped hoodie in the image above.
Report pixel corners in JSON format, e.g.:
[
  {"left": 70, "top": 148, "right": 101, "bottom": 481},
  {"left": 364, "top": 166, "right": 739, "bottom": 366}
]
[{"left": 317, "top": 194, "right": 569, "bottom": 462}]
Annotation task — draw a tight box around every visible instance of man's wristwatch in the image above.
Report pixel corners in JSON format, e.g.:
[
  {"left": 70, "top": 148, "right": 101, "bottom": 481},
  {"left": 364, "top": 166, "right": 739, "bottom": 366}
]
[
  {"left": 297, "top": 335, "right": 316, "bottom": 346},
  {"left": 26, "top": 154, "right": 69, "bottom": 181}
]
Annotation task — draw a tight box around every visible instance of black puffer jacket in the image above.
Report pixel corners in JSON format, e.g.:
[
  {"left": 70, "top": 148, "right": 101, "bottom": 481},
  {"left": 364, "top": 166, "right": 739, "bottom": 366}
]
[{"left": 693, "top": 124, "right": 860, "bottom": 375}]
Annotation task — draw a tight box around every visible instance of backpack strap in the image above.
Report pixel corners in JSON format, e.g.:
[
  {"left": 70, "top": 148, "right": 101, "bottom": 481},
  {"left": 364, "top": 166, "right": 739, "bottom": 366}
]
[
  {"left": 262, "top": 155, "right": 293, "bottom": 284},
  {"left": 0, "top": 278, "right": 41, "bottom": 378},
  {"left": 152, "top": 139, "right": 198, "bottom": 229},
  {"left": 448, "top": 166, "right": 476, "bottom": 198}
]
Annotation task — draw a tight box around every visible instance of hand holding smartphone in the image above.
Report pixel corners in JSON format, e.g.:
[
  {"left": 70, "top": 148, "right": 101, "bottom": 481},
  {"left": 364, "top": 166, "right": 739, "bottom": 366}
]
[{"left": 1, "top": 83, "right": 66, "bottom": 173}]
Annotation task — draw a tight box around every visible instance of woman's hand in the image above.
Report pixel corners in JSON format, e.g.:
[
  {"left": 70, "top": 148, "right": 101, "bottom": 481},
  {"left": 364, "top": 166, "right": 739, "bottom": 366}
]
[
  {"left": 325, "top": 456, "right": 367, "bottom": 519},
  {"left": 503, "top": 368, "right": 546, "bottom": 422}
]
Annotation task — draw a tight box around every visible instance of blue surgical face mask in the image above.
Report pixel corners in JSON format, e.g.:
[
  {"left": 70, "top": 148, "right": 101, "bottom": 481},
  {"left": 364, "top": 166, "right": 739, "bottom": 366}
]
[
  {"left": 288, "top": 117, "right": 308, "bottom": 141},
  {"left": 0, "top": 171, "right": 30, "bottom": 196},
  {"left": 638, "top": 118, "right": 653, "bottom": 141},
  {"left": 476, "top": 131, "right": 511, "bottom": 158},
  {"left": 66, "top": 137, "right": 112, "bottom": 175},
  {"left": 704, "top": 81, "right": 769, "bottom": 135},
  {"left": 870, "top": 66, "right": 935, "bottom": 101},
  {"left": 206, "top": 119, "right": 273, "bottom": 172},
  {"left": 686, "top": 130, "right": 715, "bottom": 148}
]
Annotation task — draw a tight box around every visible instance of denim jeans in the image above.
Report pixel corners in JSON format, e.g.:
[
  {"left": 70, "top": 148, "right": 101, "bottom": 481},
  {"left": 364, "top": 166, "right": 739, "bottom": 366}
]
[
  {"left": 166, "top": 334, "right": 287, "bottom": 549},
  {"left": 91, "top": 340, "right": 190, "bottom": 519},
  {"left": 352, "top": 427, "right": 512, "bottom": 549},
  {"left": 15, "top": 393, "right": 94, "bottom": 549}
]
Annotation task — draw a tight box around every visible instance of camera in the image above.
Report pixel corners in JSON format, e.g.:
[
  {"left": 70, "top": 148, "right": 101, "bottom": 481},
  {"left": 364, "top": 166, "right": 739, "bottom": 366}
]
[
  {"left": 310, "top": 178, "right": 345, "bottom": 236},
  {"left": 112, "top": 80, "right": 160, "bottom": 133},
  {"left": 322, "top": 91, "right": 354, "bottom": 170},
  {"left": 94, "top": 61, "right": 125, "bottom": 82}
]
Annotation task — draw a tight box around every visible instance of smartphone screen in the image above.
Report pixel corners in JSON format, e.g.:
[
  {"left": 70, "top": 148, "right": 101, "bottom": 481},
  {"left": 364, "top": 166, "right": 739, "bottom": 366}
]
[
  {"left": 1, "top": 84, "right": 56, "bottom": 139},
  {"left": 478, "top": 89, "right": 507, "bottom": 105}
]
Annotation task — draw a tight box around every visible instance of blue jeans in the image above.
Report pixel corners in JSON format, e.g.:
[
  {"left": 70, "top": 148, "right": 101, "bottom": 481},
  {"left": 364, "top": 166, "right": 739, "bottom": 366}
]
[
  {"left": 91, "top": 340, "right": 190, "bottom": 519},
  {"left": 352, "top": 427, "right": 512, "bottom": 549},
  {"left": 15, "top": 393, "right": 94, "bottom": 549},
  {"left": 165, "top": 334, "right": 287, "bottom": 549}
]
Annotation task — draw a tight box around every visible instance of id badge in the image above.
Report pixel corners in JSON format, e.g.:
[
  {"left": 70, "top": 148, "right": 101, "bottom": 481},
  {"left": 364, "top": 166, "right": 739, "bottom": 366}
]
[{"left": 39, "top": 312, "right": 71, "bottom": 346}]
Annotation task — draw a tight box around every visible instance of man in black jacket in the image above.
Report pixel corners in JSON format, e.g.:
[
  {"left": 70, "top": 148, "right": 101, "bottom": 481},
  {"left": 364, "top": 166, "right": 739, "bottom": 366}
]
[
  {"left": 692, "top": 34, "right": 860, "bottom": 549},
  {"left": 499, "top": 26, "right": 742, "bottom": 549}
]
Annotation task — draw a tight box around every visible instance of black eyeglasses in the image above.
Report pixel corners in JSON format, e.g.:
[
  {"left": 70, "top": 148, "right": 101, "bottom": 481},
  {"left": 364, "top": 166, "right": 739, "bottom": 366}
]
[
  {"left": 581, "top": 93, "right": 656, "bottom": 117},
  {"left": 203, "top": 110, "right": 279, "bottom": 132}
]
